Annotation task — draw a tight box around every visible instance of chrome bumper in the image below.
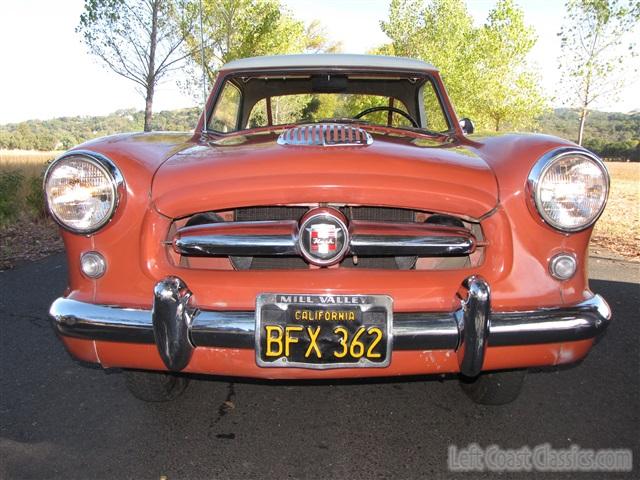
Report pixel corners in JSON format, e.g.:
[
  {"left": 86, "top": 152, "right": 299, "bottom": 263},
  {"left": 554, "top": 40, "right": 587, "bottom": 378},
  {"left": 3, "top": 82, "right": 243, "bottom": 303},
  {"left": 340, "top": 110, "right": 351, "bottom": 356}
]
[{"left": 49, "top": 276, "right": 611, "bottom": 376}]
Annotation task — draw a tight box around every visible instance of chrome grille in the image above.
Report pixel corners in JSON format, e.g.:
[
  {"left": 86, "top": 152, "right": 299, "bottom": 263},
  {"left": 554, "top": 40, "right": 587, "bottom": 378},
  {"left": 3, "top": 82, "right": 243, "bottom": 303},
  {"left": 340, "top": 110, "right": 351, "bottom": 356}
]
[
  {"left": 235, "top": 206, "right": 416, "bottom": 222},
  {"left": 170, "top": 206, "right": 484, "bottom": 271},
  {"left": 235, "top": 206, "right": 308, "bottom": 222},
  {"left": 277, "top": 124, "right": 373, "bottom": 147}
]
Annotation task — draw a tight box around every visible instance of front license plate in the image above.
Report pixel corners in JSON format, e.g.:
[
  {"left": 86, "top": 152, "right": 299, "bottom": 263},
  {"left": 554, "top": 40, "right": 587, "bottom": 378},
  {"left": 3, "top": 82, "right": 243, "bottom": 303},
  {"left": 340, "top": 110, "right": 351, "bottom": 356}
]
[{"left": 255, "top": 294, "right": 393, "bottom": 369}]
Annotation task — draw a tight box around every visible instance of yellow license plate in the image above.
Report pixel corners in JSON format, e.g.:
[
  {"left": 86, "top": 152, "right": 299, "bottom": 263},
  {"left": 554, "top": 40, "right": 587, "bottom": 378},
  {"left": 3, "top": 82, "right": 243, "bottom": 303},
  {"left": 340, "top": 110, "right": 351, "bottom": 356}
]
[{"left": 255, "top": 294, "right": 392, "bottom": 369}]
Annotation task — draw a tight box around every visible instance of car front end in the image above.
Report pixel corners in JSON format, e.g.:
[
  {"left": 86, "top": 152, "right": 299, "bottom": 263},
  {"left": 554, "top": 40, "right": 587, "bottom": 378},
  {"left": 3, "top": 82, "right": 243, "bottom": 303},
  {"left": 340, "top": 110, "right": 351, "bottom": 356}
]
[{"left": 44, "top": 54, "right": 611, "bottom": 404}]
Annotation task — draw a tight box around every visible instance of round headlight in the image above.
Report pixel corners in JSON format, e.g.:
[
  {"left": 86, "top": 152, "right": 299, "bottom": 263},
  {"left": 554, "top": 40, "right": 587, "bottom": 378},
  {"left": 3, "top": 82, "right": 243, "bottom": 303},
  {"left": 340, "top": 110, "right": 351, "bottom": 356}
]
[
  {"left": 529, "top": 148, "right": 609, "bottom": 232},
  {"left": 44, "top": 152, "right": 123, "bottom": 233}
]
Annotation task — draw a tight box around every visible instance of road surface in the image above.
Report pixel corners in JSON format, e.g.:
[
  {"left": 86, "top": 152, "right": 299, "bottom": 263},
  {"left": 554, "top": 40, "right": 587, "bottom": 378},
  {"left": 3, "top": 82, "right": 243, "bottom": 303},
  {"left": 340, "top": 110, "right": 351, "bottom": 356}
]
[{"left": 1, "top": 254, "right": 638, "bottom": 479}]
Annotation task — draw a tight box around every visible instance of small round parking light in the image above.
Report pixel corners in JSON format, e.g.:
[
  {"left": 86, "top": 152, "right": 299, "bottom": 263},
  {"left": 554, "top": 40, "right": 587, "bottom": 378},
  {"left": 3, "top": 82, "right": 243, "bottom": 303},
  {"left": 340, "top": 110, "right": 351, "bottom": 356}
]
[
  {"left": 80, "top": 252, "right": 106, "bottom": 278},
  {"left": 549, "top": 253, "right": 577, "bottom": 280}
]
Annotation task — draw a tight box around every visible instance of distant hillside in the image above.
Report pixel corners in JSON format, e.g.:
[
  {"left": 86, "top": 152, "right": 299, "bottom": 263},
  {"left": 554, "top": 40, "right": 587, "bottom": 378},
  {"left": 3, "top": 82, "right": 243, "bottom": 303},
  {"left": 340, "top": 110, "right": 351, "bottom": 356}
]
[
  {"left": 0, "top": 108, "right": 200, "bottom": 151},
  {"left": 536, "top": 108, "right": 639, "bottom": 143},
  {"left": 0, "top": 107, "right": 637, "bottom": 160},
  {"left": 534, "top": 109, "right": 639, "bottom": 161}
]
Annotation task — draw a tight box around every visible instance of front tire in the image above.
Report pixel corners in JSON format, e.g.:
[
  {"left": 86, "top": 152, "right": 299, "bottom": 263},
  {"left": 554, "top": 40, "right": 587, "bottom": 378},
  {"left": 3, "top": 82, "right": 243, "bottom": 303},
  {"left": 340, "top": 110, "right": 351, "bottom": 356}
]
[
  {"left": 124, "top": 370, "right": 189, "bottom": 402},
  {"left": 460, "top": 369, "right": 526, "bottom": 405}
]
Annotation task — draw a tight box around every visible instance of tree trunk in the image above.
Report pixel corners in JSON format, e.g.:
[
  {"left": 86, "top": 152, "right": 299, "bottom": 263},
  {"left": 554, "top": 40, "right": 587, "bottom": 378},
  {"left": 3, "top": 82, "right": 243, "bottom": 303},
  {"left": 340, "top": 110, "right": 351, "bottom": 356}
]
[
  {"left": 144, "top": 83, "right": 155, "bottom": 132},
  {"left": 577, "top": 68, "right": 592, "bottom": 146},
  {"left": 143, "top": 0, "right": 159, "bottom": 132},
  {"left": 577, "top": 107, "right": 588, "bottom": 146}
]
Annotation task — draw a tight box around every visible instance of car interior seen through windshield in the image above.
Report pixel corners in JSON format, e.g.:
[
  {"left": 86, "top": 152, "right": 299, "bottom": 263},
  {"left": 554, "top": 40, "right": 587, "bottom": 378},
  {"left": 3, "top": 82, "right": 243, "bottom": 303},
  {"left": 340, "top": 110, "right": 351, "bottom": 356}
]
[{"left": 208, "top": 73, "right": 450, "bottom": 134}]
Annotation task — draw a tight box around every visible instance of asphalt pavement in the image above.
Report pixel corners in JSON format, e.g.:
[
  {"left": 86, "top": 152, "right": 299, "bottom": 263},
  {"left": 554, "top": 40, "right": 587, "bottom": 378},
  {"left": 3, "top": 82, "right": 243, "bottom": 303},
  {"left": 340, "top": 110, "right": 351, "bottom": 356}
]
[{"left": 0, "top": 253, "right": 638, "bottom": 479}]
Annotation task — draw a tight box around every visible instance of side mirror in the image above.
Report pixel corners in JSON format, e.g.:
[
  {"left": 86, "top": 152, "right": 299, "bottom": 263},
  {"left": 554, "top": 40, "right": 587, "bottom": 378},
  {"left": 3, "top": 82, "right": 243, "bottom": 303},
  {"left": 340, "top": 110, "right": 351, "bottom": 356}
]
[{"left": 459, "top": 118, "right": 474, "bottom": 135}]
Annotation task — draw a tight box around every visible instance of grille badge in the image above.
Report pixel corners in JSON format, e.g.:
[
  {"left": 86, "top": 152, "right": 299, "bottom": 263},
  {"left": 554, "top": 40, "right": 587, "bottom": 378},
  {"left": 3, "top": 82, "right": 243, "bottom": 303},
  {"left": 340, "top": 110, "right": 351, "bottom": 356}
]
[{"left": 298, "top": 208, "right": 350, "bottom": 266}]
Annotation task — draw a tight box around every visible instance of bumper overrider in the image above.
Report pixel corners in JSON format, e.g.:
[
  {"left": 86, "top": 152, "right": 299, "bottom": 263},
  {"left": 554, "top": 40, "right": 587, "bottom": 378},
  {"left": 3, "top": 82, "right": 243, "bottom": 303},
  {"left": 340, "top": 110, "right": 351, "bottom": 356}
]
[{"left": 49, "top": 276, "right": 611, "bottom": 377}]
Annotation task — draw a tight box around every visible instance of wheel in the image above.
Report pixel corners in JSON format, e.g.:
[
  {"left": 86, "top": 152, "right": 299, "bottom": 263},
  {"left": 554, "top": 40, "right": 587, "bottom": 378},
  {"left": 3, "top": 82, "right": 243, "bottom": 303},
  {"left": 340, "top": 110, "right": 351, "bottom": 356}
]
[
  {"left": 459, "top": 369, "right": 526, "bottom": 405},
  {"left": 124, "top": 370, "right": 189, "bottom": 402}
]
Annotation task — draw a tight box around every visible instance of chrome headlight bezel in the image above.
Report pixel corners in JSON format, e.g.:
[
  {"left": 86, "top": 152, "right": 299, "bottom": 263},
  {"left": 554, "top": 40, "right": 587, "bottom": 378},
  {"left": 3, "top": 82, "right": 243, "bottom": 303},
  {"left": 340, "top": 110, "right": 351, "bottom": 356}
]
[
  {"left": 527, "top": 147, "right": 610, "bottom": 233},
  {"left": 43, "top": 150, "right": 124, "bottom": 234}
]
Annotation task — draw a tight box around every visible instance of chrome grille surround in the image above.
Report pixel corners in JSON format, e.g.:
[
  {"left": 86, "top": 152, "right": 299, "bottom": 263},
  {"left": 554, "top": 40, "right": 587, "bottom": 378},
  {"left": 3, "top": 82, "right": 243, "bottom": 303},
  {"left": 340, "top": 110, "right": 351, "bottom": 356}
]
[
  {"left": 173, "top": 219, "right": 476, "bottom": 259},
  {"left": 169, "top": 206, "right": 485, "bottom": 271},
  {"left": 277, "top": 124, "right": 373, "bottom": 147}
]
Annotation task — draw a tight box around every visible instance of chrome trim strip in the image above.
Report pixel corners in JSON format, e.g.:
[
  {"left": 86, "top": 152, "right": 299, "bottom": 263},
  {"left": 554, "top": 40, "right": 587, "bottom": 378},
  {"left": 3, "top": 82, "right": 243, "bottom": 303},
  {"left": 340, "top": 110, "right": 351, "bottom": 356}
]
[
  {"left": 350, "top": 234, "right": 474, "bottom": 256},
  {"left": 51, "top": 298, "right": 154, "bottom": 342},
  {"left": 50, "top": 293, "right": 611, "bottom": 352},
  {"left": 175, "top": 234, "right": 298, "bottom": 256},
  {"left": 488, "top": 295, "right": 611, "bottom": 346},
  {"left": 173, "top": 220, "right": 299, "bottom": 257},
  {"left": 392, "top": 313, "right": 459, "bottom": 350},
  {"left": 173, "top": 220, "right": 476, "bottom": 259},
  {"left": 191, "top": 311, "right": 255, "bottom": 348}
]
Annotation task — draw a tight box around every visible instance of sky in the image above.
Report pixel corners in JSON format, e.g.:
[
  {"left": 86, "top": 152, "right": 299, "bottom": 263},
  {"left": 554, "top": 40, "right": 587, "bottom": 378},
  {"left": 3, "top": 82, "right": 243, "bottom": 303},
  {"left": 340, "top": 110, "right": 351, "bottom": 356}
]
[{"left": 0, "top": 0, "right": 638, "bottom": 124}]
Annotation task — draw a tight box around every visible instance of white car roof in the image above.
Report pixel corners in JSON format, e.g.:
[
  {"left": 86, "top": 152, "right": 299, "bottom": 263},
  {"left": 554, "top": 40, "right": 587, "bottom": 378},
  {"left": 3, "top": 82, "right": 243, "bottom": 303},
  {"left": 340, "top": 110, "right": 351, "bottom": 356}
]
[{"left": 220, "top": 54, "right": 437, "bottom": 72}]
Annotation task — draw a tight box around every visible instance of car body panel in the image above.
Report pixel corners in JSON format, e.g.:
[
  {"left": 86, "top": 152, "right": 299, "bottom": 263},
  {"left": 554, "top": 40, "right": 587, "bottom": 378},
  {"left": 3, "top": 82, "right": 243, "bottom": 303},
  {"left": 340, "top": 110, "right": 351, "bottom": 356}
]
[
  {"left": 60, "top": 336, "right": 595, "bottom": 379},
  {"left": 152, "top": 134, "right": 499, "bottom": 220}
]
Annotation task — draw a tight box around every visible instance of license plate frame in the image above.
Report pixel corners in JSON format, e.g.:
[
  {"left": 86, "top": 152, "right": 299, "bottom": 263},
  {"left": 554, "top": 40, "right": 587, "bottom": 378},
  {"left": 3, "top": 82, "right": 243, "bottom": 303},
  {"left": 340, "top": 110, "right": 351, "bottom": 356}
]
[{"left": 255, "top": 293, "right": 393, "bottom": 369}]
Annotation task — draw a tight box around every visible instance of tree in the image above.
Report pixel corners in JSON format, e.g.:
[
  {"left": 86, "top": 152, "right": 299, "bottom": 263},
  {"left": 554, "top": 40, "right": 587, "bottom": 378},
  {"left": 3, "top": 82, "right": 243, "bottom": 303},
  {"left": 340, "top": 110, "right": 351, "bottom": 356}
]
[
  {"left": 380, "top": 0, "right": 479, "bottom": 118},
  {"left": 182, "top": 0, "right": 340, "bottom": 88},
  {"left": 380, "top": 0, "right": 546, "bottom": 132},
  {"left": 474, "top": 0, "right": 546, "bottom": 131},
  {"left": 77, "top": 0, "right": 198, "bottom": 131},
  {"left": 558, "top": 0, "right": 640, "bottom": 144}
]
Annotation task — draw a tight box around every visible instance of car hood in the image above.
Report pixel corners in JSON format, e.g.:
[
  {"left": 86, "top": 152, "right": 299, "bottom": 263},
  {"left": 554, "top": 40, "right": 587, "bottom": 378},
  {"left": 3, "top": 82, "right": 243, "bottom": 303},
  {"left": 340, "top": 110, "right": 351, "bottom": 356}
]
[{"left": 152, "top": 132, "right": 498, "bottom": 219}]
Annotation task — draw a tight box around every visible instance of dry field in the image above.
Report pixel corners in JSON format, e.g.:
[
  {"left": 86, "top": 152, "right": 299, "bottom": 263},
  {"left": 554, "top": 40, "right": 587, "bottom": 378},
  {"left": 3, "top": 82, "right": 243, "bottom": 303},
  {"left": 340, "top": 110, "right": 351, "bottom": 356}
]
[
  {"left": 0, "top": 149, "right": 60, "bottom": 174},
  {"left": 0, "top": 151, "right": 638, "bottom": 268},
  {"left": 591, "top": 162, "right": 640, "bottom": 260}
]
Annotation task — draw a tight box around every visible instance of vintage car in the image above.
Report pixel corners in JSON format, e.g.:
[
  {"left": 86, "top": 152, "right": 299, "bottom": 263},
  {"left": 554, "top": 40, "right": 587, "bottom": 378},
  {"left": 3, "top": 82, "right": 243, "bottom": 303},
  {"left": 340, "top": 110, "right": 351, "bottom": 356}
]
[{"left": 45, "top": 54, "right": 611, "bottom": 404}]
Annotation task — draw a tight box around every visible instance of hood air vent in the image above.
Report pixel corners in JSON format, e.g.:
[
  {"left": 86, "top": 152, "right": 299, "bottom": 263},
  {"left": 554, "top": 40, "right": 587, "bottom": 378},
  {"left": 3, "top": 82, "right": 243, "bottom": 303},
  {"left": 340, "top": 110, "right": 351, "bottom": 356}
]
[{"left": 277, "top": 124, "right": 373, "bottom": 147}]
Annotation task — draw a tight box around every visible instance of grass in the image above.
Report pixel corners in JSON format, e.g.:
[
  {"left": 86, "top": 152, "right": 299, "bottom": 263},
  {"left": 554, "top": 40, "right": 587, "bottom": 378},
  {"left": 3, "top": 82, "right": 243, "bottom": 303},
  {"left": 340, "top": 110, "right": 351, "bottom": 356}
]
[
  {"left": 0, "top": 150, "right": 58, "bottom": 221},
  {"left": 0, "top": 150, "right": 62, "bottom": 269},
  {"left": 0, "top": 150, "right": 638, "bottom": 269}
]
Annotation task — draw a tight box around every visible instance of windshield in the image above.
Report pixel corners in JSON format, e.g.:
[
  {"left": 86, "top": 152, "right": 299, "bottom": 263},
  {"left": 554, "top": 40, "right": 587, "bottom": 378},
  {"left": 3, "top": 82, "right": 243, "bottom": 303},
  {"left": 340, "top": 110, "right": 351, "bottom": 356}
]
[{"left": 207, "top": 73, "right": 451, "bottom": 134}]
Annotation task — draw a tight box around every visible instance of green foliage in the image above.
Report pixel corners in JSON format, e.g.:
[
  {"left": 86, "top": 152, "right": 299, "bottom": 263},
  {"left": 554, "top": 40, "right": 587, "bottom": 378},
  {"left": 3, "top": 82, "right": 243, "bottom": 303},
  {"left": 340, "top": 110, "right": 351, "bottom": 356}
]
[
  {"left": 584, "top": 138, "right": 640, "bottom": 161},
  {"left": 536, "top": 108, "right": 640, "bottom": 160},
  {"left": 380, "top": 0, "right": 477, "bottom": 115},
  {"left": 25, "top": 174, "right": 47, "bottom": 219},
  {"left": 538, "top": 108, "right": 640, "bottom": 141},
  {"left": 239, "top": 93, "right": 415, "bottom": 129},
  {"left": 379, "top": 0, "right": 546, "bottom": 131},
  {"left": 557, "top": 0, "right": 640, "bottom": 143},
  {"left": 2, "top": 106, "right": 637, "bottom": 160},
  {"left": 0, "top": 171, "right": 24, "bottom": 225},
  {"left": 182, "top": 0, "right": 340, "bottom": 88},
  {"left": 0, "top": 108, "right": 200, "bottom": 150},
  {"left": 473, "top": 0, "right": 547, "bottom": 131}
]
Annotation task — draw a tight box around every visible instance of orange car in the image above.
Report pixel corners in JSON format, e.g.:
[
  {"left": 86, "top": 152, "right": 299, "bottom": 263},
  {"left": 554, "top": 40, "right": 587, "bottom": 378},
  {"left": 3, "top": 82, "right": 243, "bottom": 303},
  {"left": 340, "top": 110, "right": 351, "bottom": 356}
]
[{"left": 45, "top": 54, "right": 611, "bottom": 404}]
